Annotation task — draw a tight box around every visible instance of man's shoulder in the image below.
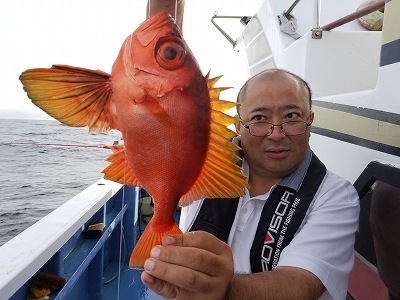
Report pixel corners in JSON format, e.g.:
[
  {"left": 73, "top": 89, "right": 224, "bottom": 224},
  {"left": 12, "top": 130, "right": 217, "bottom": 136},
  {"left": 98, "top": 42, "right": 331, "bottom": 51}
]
[
  {"left": 324, "top": 169, "right": 355, "bottom": 189},
  {"left": 317, "top": 169, "right": 360, "bottom": 206}
]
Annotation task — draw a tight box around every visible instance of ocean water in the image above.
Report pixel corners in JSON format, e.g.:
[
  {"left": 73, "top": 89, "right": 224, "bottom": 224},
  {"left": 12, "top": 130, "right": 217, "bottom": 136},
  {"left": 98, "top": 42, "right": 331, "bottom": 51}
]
[{"left": 0, "top": 118, "right": 121, "bottom": 246}]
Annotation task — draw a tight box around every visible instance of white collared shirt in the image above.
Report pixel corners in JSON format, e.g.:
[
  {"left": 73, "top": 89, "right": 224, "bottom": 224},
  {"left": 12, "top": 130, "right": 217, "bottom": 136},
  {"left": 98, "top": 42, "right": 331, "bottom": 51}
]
[{"left": 179, "top": 150, "right": 360, "bottom": 300}]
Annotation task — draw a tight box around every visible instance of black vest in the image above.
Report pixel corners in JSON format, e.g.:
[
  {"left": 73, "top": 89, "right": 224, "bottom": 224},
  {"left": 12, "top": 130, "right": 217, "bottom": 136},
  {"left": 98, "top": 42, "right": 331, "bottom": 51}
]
[{"left": 189, "top": 152, "right": 326, "bottom": 273}]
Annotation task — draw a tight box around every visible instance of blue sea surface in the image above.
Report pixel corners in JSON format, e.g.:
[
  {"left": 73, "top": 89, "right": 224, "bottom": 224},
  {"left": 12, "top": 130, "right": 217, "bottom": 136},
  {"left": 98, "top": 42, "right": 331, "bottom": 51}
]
[{"left": 0, "top": 118, "right": 121, "bottom": 246}]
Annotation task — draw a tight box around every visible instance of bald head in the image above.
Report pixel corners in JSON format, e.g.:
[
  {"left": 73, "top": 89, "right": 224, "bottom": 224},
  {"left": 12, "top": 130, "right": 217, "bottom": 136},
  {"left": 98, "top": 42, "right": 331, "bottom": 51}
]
[{"left": 236, "top": 69, "right": 312, "bottom": 115}]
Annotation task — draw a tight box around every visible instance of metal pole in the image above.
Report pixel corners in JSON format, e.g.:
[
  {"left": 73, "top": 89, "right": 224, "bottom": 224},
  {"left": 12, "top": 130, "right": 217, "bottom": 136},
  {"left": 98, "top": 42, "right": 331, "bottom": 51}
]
[
  {"left": 311, "top": 0, "right": 322, "bottom": 38},
  {"left": 321, "top": 0, "right": 385, "bottom": 31},
  {"left": 284, "top": 0, "right": 301, "bottom": 18},
  {"left": 211, "top": 12, "right": 246, "bottom": 47},
  {"left": 313, "top": 0, "right": 321, "bottom": 29}
]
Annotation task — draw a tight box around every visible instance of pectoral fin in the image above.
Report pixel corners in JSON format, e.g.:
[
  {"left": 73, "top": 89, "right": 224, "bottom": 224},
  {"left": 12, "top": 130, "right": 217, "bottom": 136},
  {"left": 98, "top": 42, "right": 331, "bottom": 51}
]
[{"left": 19, "top": 64, "right": 116, "bottom": 133}]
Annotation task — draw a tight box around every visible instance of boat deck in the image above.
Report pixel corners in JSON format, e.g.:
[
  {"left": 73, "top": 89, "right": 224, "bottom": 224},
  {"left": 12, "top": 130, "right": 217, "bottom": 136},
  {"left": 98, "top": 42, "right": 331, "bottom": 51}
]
[
  {"left": 102, "top": 210, "right": 181, "bottom": 300},
  {"left": 103, "top": 264, "right": 162, "bottom": 300}
]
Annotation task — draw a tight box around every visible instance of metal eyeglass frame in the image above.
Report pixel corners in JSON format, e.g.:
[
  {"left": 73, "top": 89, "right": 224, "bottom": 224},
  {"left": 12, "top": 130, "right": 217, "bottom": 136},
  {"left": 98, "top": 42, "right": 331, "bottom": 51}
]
[{"left": 241, "top": 116, "right": 312, "bottom": 137}]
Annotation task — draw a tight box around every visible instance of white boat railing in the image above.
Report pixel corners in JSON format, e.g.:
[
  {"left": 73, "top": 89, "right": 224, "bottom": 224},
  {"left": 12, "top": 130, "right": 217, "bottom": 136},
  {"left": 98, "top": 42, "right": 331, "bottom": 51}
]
[{"left": 0, "top": 179, "right": 125, "bottom": 299}]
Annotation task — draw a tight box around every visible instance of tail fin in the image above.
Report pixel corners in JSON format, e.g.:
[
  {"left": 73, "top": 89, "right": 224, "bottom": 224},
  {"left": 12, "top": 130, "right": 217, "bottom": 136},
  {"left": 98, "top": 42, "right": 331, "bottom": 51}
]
[{"left": 129, "top": 221, "right": 182, "bottom": 269}]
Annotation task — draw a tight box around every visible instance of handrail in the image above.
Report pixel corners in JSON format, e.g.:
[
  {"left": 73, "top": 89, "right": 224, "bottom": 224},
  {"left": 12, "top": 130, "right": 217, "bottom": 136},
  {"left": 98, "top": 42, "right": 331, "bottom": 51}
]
[
  {"left": 353, "top": 161, "right": 400, "bottom": 199},
  {"left": 321, "top": 0, "right": 385, "bottom": 31},
  {"left": 0, "top": 179, "right": 120, "bottom": 299}
]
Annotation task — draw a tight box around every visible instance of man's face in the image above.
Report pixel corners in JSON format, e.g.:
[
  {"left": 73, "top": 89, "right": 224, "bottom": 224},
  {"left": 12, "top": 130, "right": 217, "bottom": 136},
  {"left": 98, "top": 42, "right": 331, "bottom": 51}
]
[{"left": 235, "top": 74, "right": 314, "bottom": 180}]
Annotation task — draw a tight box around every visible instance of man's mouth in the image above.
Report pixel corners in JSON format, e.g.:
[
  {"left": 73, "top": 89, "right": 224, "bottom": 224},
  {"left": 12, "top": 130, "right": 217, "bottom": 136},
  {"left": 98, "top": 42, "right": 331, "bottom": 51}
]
[{"left": 265, "top": 148, "right": 289, "bottom": 159}]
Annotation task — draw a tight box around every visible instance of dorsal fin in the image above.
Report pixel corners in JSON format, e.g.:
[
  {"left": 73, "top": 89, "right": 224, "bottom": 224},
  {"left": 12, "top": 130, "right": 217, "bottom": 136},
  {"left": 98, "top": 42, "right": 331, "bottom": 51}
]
[{"left": 179, "top": 73, "right": 248, "bottom": 206}]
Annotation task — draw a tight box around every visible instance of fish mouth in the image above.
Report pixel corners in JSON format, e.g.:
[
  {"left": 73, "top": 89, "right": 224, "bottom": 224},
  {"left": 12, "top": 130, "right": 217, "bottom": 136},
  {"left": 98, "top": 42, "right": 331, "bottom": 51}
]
[
  {"left": 123, "top": 35, "right": 135, "bottom": 80},
  {"left": 135, "top": 66, "right": 165, "bottom": 77}
]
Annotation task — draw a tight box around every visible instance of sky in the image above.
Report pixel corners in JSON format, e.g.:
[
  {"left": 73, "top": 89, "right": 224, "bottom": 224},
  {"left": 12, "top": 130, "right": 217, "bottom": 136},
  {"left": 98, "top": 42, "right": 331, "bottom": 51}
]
[{"left": 0, "top": 0, "right": 262, "bottom": 120}]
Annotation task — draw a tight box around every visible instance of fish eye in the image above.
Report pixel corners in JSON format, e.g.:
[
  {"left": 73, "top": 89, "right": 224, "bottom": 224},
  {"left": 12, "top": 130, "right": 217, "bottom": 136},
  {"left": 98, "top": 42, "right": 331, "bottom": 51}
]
[{"left": 156, "top": 39, "right": 186, "bottom": 70}]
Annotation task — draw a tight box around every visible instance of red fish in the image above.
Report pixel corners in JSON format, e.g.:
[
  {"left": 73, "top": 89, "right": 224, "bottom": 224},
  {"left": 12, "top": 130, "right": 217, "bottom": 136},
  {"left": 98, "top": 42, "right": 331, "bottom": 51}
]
[{"left": 19, "top": 12, "right": 248, "bottom": 268}]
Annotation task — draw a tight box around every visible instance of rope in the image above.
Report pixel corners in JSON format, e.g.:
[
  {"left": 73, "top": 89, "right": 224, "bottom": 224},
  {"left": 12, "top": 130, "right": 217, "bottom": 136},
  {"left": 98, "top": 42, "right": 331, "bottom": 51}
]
[
  {"left": 116, "top": 129, "right": 128, "bottom": 299},
  {"left": 0, "top": 141, "right": 110, "bottom": 149}
]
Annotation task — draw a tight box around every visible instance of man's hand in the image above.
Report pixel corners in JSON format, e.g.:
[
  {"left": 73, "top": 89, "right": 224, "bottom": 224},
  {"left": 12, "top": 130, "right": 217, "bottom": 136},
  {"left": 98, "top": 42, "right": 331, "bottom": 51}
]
[{"left": 141, "top": 231, "right": 234, "bottom": 300}]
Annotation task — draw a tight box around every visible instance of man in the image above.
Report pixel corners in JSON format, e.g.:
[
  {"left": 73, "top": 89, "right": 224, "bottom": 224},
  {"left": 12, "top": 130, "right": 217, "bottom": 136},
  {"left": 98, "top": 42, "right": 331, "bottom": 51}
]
[{"left": 141, "top": 69, "right": 360, "bottom": 300}]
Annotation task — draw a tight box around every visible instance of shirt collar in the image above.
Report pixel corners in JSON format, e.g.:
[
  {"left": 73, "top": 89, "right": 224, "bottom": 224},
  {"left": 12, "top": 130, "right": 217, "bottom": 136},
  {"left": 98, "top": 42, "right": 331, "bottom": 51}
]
[
  {"left": 241, "top": 144, "right": 312, "bottom": 193},
  {"left": 278, "top": 145, "right": 312, "bottom": 192}
]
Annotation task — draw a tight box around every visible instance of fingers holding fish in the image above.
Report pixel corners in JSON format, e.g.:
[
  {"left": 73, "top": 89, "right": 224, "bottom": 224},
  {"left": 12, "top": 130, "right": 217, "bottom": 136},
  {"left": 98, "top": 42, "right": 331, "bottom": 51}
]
[
  {"left": 157, "top": 235, "right": 233, "bottom": 276},
  {"left": 141, "top": 231, "right": 234, "bottom": 299},
  {"left": 141, "top": 271, "right": 179, "bottom": 299},
  {"left": 142, "top": 252, "right": 232, "bottom": 300},
  {"left": 162, "top": 231, "right": 232, "bottom": 257},
  {"left": 143, "top": 254, "right": 213, "bottom": 292}
]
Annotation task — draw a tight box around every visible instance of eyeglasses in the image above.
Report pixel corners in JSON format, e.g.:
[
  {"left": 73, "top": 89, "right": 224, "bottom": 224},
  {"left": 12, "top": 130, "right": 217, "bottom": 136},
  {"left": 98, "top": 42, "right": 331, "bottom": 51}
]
[{"left": 241, "top": 119, "right": 312, "bottom": 137}]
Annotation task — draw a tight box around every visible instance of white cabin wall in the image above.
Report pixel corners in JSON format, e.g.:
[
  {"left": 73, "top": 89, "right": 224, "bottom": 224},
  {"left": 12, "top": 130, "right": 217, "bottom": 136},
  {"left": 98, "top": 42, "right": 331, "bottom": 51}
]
[
  {"left": 246, "top": 0, "right": 382, "bottom": 98},
  {"left": 284, "top": 31, "right": 381, "bottom": 98},
  {"left": 310, "top": 134, "right": 400, "bottom": 183}
]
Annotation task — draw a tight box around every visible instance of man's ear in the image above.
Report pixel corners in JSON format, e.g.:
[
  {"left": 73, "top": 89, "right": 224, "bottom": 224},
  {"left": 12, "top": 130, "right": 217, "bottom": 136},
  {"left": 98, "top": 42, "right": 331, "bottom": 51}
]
[
  {"left": 308, "top": 111, "right": 315, "bottom": 138},
  {"left": 234, "top": 114, "right": 241, "bottom": 141}
]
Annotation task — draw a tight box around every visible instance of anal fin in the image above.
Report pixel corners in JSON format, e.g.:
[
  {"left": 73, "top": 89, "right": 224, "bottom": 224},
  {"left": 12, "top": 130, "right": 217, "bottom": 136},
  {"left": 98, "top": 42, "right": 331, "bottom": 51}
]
[{"left": 102, "top": 145, "right": 141, "bottom": 186}]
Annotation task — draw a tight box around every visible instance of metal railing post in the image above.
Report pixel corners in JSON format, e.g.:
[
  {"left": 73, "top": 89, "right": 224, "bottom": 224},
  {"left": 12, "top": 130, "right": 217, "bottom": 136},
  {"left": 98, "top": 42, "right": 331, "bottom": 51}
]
[{"left": 312, "top": 0, "right": 322, "bottom": 39}]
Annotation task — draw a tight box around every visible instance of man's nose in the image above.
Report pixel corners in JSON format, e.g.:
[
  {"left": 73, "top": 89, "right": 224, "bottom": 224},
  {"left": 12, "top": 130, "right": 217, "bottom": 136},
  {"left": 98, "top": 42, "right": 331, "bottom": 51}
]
[{"left": 267, "top": 124, "right": 285, "bottom": 139}]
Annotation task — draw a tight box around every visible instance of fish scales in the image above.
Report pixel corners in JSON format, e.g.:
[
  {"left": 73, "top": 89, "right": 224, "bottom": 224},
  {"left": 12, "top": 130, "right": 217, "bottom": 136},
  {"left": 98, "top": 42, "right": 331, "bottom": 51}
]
[{"left": 19, "top": 12, "right": 248, "bottom": 268}]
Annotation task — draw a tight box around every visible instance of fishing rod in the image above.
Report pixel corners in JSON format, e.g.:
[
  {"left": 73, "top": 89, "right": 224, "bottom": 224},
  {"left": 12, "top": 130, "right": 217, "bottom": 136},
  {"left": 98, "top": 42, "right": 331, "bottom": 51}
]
[{"left": 0, "top": 141, "right": 111, "bottom": 149}]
